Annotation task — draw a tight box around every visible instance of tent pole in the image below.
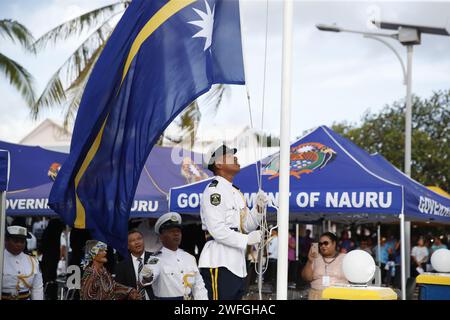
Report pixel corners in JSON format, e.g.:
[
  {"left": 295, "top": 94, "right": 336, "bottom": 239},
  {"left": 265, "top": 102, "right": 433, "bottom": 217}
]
[
  {"left": 295, "top": 223, "right": 299, "bottom": 261},
  {"left": 377, "top": 223, "right": 381, "bottom": 269},
  {"left": 0, "top": 191, "right": 6, "bottom": 299},
  {"left": 276, "top": 0, "right": 293, "bottom": 300},
  {"left": 400, "top": 214, "right": 406, "bottom": 300}
]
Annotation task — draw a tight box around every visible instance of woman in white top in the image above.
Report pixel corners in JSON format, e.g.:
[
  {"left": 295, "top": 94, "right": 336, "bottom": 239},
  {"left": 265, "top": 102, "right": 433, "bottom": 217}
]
[{"left": 411, "top": 236, "right": 429, "bottom": 276}]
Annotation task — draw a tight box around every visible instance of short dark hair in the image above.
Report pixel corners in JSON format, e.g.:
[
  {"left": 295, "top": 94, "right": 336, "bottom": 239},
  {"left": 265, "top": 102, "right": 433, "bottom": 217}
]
[
  {"left": 209, "top": 163, "right": 217, "bottom": 174},
  {"left": 320, "top": 232, "right": 338, "bottom": 243},
  {"left": 128, "top": 229, "right": 143, "bottom": 237}
]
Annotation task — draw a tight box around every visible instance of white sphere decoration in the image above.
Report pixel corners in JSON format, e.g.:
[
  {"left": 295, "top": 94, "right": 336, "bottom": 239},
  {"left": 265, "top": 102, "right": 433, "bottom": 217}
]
[
  {"left": 342, "top": 250, "right": 376, "bottom": 284},
  {"left": 430, "top": 249, "right": 450, "bottom": 273}
]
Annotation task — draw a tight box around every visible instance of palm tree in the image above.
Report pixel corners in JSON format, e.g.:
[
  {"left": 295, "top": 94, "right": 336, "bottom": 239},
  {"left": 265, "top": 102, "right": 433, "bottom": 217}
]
[
  {"left": 32, "top": 0, "right": 227, "bottom": 139},
  {"left": 0, "top": 19, "right": 36, "bottom": 106},
  {"left": 32, "top": 0, "right": 131, "bottom": 128}
]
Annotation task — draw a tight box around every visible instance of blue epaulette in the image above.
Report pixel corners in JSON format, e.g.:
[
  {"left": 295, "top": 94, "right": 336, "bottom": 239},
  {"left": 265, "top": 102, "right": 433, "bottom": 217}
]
[{"left": 209, "top": 179, "right": 219, "bottom": 188}]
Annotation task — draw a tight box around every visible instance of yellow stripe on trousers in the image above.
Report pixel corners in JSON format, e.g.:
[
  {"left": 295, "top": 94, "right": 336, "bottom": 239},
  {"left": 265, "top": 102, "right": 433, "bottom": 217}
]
[
  {"left": 215, "top": 268, "right": 219, "bottom": 300},
  {"left": 210, "top": 268, "right": 220, "bottom": 300},
  {"left": 74, "top": 0, "right": 196, "bottom": 228}
]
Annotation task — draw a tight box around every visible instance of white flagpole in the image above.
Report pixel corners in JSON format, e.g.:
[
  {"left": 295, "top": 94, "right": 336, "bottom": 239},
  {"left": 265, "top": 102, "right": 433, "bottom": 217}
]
[{"left": 276, "top": 0, "right": 293, "bottom": 300}]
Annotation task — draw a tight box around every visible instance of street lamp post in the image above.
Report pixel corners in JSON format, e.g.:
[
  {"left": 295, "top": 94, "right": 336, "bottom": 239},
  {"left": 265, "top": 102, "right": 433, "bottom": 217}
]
[{"left": 316, "top": 21, "right": 450, "bottom": 300}]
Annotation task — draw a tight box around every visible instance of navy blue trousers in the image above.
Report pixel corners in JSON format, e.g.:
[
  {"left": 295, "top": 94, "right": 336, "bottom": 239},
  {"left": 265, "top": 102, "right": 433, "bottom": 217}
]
[{"left": 200, "top": 267, "right": 245, "bottom": 300}]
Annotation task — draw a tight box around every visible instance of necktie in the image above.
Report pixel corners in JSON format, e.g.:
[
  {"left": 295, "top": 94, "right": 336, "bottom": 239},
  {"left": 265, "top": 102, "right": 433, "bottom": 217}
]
[{"left": 137, "top": 257, "right": 146, "bottom": 299}]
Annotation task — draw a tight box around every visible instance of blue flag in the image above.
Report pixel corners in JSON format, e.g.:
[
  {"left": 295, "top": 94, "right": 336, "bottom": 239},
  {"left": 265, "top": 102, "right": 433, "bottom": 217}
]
[{"left": 49, "top": 0, "right": 245, "bottom": 255}]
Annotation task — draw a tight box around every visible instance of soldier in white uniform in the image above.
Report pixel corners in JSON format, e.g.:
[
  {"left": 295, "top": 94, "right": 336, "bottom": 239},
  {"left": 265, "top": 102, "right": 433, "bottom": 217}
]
[
  {"left": 2, "top": 226, "right": 43, "bottom": 300},
  {"left": 140, "top": 212, "right": 208, "bottom": 300},
  {"left": 199, "top": 145, "right": 268, "bottom": 300}
]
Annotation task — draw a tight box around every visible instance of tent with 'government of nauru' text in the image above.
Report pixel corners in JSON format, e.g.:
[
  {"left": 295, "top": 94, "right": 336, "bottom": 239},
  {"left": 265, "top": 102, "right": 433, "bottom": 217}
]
[{"left": 169, "top": 125, "right": 450, "bottom": 224}]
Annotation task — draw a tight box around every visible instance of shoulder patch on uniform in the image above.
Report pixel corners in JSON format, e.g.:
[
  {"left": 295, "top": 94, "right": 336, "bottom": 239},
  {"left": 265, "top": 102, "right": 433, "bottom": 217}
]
[
  {"left": 210, "top": 193, "right": 221, "bottom": 206},
  {"left": 147, "top": 257, "right": 159, "bottom": 265},
  {"left": 209, "top": 179, "right": 219, "bottom": 188}
]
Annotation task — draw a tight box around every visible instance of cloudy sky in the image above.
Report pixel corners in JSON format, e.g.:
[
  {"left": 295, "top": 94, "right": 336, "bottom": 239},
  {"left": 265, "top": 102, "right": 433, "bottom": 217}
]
[{"left": 1, "top": 0, "right": 450, "bottom": 143}]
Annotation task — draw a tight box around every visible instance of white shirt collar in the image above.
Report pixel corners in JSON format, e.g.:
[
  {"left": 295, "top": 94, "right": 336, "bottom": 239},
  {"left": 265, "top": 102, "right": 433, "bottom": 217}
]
[
  {"left": 161, "top": 246, "right": 178, "bottom": 256},
  {"left": 5, "top": 249, "right": 24, "bottom": 259},
  {"left": 215, "top": 175, "right": 233, "bottom": 187},
  {"left": 131, "top": 252, "right": 145, "bottom": 262}
]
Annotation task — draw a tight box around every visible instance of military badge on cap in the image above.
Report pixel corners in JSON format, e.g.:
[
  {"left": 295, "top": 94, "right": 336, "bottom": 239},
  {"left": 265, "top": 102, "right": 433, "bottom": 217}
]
[
  {"left": 155, "top": 212, "right": 183, "bottom": 234},
  {"left": 210, "top": 193, "right": 221, "bottom": 206},
  {"left": 6, "top": 225, "right": 31, "bottom": 239}
]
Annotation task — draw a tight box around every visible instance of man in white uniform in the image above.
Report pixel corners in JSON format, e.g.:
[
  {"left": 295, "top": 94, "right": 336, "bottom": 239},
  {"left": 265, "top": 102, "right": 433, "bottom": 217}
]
[
  {"left": 2, "top": 226, "right": 43, "bottom": 300},
  {"left": 140, "top": 212, "right": 208, "bottom": 300},
  {"left": 199, "top": 145, "right": 268, "bottom": 300}
]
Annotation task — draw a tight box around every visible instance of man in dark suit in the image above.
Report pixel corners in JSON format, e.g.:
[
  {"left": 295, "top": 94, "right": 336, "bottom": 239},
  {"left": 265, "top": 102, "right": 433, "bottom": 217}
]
[{"left": 115, "top": 229, "right": 158, "bottom": 300}]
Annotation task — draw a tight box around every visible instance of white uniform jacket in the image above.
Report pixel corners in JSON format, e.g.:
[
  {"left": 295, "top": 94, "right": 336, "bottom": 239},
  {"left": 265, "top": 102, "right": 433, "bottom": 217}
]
[
  {"left": 199, "top": 176, "right": 262, "bottom": 277},
  {"left": 2, "top": 250, "right": 43, "bottom": 300},
  {"left": 143, "top": 247, "right": 208, "bottom": 300}
]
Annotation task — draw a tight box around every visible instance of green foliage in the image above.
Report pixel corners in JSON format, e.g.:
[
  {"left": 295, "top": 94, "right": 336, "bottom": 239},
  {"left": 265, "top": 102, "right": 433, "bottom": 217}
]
[
  {"left": 32, "top": 1, "right": 130, "bottom": 125},
  {"left": 0, "top": 19, "right": 36, "bottom": 106},
  {"left": 332, "top": 90, "right": 450, "bottom": 191}
]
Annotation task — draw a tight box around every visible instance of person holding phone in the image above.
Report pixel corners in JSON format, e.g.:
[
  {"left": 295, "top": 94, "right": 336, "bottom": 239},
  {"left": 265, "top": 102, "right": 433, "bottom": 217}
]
[{"left": 301, "top": 232, "right": 348, "bottom": 300}]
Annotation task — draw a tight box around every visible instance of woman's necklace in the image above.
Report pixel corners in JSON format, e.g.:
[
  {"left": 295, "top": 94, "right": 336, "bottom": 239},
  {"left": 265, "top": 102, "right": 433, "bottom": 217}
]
[{"left": 322, "top": 252, "right": 339, "bottom": 275}]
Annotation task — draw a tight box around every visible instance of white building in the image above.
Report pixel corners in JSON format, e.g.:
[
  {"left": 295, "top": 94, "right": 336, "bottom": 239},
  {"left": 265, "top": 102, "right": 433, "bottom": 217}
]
[{"left": 19, "top": 119, "right": 71, "bottom": 153}]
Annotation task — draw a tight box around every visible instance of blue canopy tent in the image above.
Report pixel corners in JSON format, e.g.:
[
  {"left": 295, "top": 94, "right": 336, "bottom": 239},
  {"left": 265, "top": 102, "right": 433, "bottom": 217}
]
[
  {"left": 170, "top": 126, "right": 408, "bottom": 223},
  {"left": 1, "top": 141, "right": 210, "bottom": 217},
  {"left": 0, "top": 141, "right": 68, "bottom": 192},
  {"left": 169, "top": 125, "right": 450, "bottom": 297},
  {"left": 369, "top": 153, "right": 450, "bottom": 223}
]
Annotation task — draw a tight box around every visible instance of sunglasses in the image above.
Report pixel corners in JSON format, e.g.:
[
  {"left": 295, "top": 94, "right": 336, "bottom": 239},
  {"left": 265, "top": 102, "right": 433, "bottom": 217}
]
[{"left": 319, "top": 241, "right": 330, "bottom": 247}]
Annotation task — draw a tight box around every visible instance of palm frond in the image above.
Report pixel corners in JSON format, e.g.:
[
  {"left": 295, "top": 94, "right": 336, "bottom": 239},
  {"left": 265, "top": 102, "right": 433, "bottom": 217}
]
[
  {"left": 32, "top": 18, "right": 116, "bottom": 117},
  {"left": 201, "top": 84, "right": 226, "bottom": 117},
  {"left": 0, "top": 19, "right": 35, "bottom": 52},
  {"left": 30, "top": 70, "right": 65, "bottom": 119},
  {"left": 63, "top": 42, "right": 106, "bottom": 129},
  {"left": 33, "top": 1, "right": 129, "bottom": 51},
  {"left": 0, "top": 52, "right": 35, "bottom": 106}
]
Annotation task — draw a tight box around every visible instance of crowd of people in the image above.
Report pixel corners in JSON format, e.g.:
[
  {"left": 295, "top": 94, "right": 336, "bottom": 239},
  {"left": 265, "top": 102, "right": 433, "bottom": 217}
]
[
  {"left": 2, "top": 145, "right": 449, "bottom": 301},
  {"left": 3, "top": 213, "right": 449, "bottom": 301}
]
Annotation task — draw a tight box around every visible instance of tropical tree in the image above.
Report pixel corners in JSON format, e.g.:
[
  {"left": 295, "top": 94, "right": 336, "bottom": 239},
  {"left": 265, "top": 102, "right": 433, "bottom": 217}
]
[
  {"left": 332, "top": 90, "right": 450, "bottom": 191},
  {"left": 32, "top": 0, "right": 131, "bottom": 128},
  {"left": 32, "top": 0, "right": 227, "bottom": 142},
  {"left": 0, "top": 19, "right": 36, "bottom": 105}
]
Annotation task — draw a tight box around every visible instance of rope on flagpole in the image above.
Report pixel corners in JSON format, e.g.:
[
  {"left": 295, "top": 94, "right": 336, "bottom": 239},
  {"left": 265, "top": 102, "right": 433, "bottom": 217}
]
[{"left": 239, "top": 0, "right": 275, "bottom": 300}]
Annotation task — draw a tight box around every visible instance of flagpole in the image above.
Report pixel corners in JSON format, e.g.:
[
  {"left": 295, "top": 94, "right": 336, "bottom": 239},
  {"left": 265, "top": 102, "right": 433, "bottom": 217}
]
[{"left": 276, "top": 0, "right": 293, "bottom": 300}]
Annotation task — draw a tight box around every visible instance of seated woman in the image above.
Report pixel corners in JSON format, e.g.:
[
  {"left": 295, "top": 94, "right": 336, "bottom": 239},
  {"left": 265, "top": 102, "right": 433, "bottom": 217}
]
[
  {"left": 301, "top": 232, "right": 348, "bottom": 300},
  {"left": 80, "top": 240, "right": 142, "bottom": 300}
]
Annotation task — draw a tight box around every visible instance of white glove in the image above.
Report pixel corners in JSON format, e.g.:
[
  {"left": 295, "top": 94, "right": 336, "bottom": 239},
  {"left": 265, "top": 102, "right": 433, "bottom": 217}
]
[
  {"left": 255, "top": 189, "right": 269, "bottom": 211},
  {"left": 141, "top": 264, "right": 154, "bottom": 278},
  {"left": 140, "top": 264, "right": 155, "bottom": 286},
  {"left": 247, "top": 230, "right": 262, "bottom": 245}
]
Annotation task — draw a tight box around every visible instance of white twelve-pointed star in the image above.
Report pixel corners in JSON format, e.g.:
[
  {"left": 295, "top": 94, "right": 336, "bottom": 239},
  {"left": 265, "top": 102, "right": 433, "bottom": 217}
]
[{"left": 188, "top": 0, "right": 215, "bottom": 51}]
